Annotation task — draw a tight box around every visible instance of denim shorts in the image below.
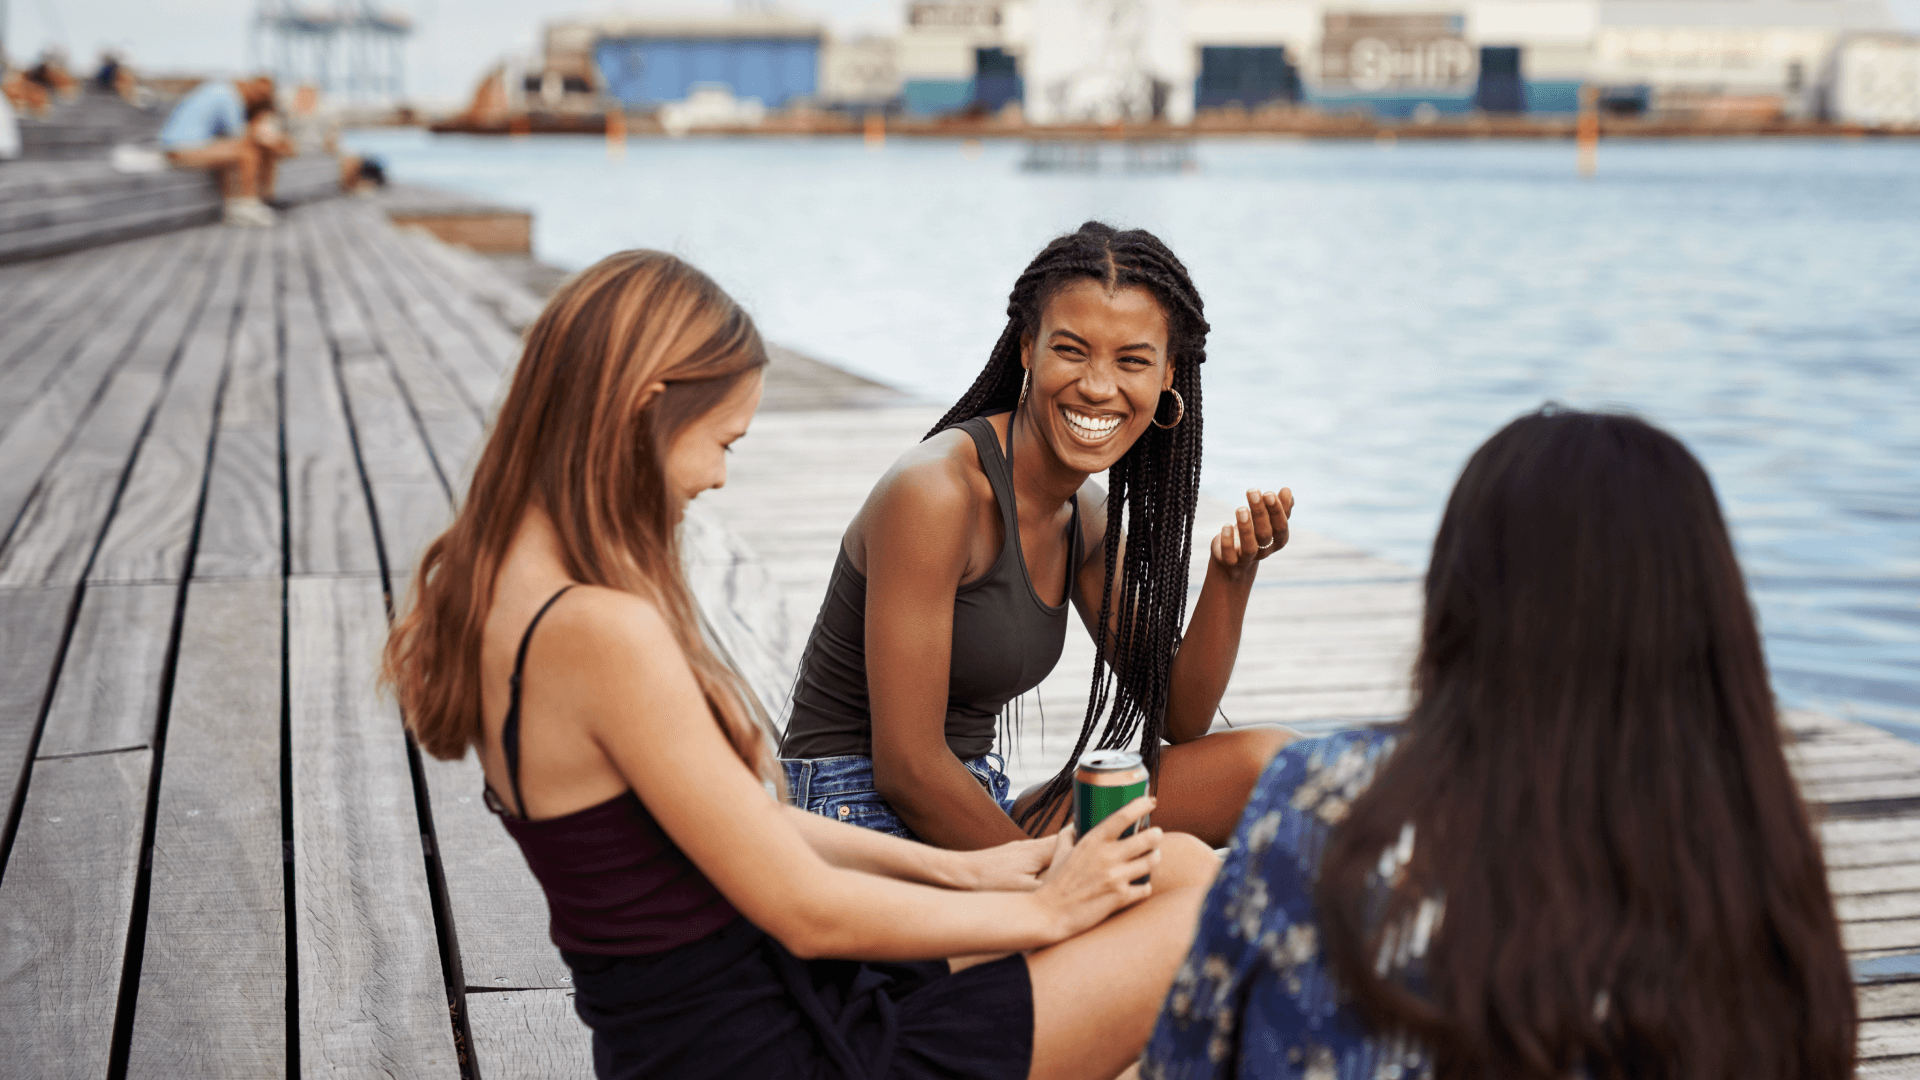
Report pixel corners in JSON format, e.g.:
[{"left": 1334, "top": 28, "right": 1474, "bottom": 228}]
[{"left": 782, "top": 753, "right": 1015, "bottom": 841}]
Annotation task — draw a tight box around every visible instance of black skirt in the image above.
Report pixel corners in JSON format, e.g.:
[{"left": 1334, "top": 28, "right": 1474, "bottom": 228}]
[{"left": 562, "top": 916, "right": 1035, "bottom": 1080}]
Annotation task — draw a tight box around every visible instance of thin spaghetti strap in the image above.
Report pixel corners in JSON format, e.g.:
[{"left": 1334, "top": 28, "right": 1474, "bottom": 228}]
[{"left": 502, "top": 585, "right": 577, "bottom": 819}]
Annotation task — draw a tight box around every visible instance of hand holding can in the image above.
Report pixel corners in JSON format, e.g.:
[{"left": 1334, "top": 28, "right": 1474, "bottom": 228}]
[{"left": 1074, "top": 749, "right": 1151, "bottom": 883}]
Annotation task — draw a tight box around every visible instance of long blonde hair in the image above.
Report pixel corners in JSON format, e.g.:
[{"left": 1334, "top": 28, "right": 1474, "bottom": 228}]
[{"left": 384, "top": 250, "right": 779, "bottom": 794}]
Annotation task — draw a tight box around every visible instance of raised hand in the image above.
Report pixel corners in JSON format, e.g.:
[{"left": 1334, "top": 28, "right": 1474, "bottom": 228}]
[{"left": 1210, "top": 487, "right": 1294, "bottom": 583}]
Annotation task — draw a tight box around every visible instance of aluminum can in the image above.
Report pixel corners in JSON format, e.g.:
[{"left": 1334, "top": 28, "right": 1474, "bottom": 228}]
[{"left": 1074, "top": 749, "right": 1150, "bottom": 840}]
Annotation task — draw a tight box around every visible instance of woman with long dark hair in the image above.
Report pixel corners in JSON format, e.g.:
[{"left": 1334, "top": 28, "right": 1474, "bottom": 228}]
[
  {"left": 1140, "top": 408, "right": 1857, "bottom": 1079},
  {"left": 782, "top": 221, "right": 1296, "bottom": 849},
  {"left": 385, "top": 250, "right": 1224, "bottom": 1080}
]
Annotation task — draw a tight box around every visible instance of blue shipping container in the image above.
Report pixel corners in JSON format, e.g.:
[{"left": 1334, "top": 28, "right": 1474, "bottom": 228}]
[{"left": 595, "top": 38, "right": 819, "bottom": 107}]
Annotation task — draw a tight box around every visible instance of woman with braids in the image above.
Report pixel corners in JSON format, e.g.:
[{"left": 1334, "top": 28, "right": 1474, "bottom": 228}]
[
  {"left": 385, "top": 249, "right": 1224, "bottom": 1080},
  {"left": 782, "top": 221, "right": 1297, "bottom": 849},
  {"left": 1141, "top": 408, "right": 1856, "bottom": 1080}
]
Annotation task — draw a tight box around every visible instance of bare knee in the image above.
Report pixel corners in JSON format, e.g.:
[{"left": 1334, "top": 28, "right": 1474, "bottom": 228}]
[
  {"left": 1154, "top": 831, "right": 1220, "bottom": 893},
  {"left": 1238, "top": 726, "right": 1297, "bottom": 783}
]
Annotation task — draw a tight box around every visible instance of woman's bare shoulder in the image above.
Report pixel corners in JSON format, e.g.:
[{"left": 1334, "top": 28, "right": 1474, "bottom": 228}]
[
  {"left": 529, "top": 585, "right": 685, "bottom": 678},
  {"left": 863, "top": 426, "right": 989, "bottom": 526}
]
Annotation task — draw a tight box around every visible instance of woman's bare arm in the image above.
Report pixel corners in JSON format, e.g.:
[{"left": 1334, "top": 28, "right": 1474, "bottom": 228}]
[
  {"left": 781, "top": 804, "right": 1053, "bottom": 891},
  {"left": 545, "top": 588, "right": 1160, "bottom": 961},
  {"left": 1074, "top": 485, "right": 1293, "bottom": 744},
  {"left": 861, "top": 452, "right": 1032, "bottom": 849}
]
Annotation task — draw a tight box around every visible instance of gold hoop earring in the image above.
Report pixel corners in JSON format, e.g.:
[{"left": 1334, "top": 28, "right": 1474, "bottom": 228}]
[
  {"left": 1019, "top": 369, "right": 1031, "bottom": 410},
  {"left": 1151, "top": 387, "right": 1185, "bottom": 430}
]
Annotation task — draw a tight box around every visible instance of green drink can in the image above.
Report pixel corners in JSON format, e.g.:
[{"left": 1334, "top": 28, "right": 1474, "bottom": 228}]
[{"left": 1074, "top": 750, "right": 1151, "bottom": 884}]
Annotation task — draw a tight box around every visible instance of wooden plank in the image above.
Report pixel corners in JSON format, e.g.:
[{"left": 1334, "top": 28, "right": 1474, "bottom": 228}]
[
  {"left": 90, "top": 228, "right": 260, "bottom": 585},
  {"left": 1846, "top": 920, "right": 1920, "bottom": 955},
  {"left": 1826, "top": 838, "right": 1920, "bottom": 871},
  {"left": 0, "top": 231, "right": 179, "bottom": 439},
  {"left": 326, "top": 213, "right": 491, "bottom": 475},
  {"left": 303, "top": 217, "right": 453, "bottom": 584},
  {"left": 396, "top": 228, "right": 546, "bottom": 330},
  {"left": 418, "top": 753, "right": 573, "bottom": 991},
  {"left": 1860, "top": 1017, "right": 1920, "bottom": 1059},
  {"left": 343, "top": 206, "right": 517, "bottom": 396},
  {"left": 0, "top": 235, "right": 213, "bottom": 582},
  {"left": 1862, "top": 980, "right": 1920, "bottom": 1021},
  {"left": 464, "top": 989, "right": 596, "bottom": 1079},
  {"left": 0, "top": 586, "right": 77, "bottom": 857},
  {"left": 344, "top": 205, "right": 522, "bottom": 373},
  {"left": 0, "top": 238, "right": 139, "bottom": 385},
  {"left": 289, "top": 574, "right": 459, "bottom": 1075},
  {"left": 0, "top": 749, "right": 152, "bottom": 1078},
  {"left": 1859, "top": 1056, "right": 1920, "bottom": 1078},
  {"left": 160, "top": 223, "right": 280, "bottom": 583},
  {"left": 32, "top": 583, "right": 180, "bottom": 757},
  {"left": 280, "top": 214, "right": 381, "bottom": 578},
  {"left": 1838, "top": 893, "right": 1920, "bottom": 924},
  {"left": 1834, "top": 864, "right": 1920, "bottom": 897},
  {"left": 125, "top": 579, "right": 285, "bottom": 1078}
]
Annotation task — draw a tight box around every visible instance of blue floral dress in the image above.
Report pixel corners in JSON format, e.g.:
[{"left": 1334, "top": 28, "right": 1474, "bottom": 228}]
[{"left": 1142, "top": 728, "right": 1438, "bottom": 1080}]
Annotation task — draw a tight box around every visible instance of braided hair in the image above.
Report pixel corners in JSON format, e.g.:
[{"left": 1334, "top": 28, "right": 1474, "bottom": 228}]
[{"left": 927, "top": 221, "right": 1209, "bottom": 831}]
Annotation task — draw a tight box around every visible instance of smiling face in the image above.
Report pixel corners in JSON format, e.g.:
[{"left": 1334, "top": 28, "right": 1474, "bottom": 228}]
[
  {"left": 662, "top": 371, "right": 763, "bottom": 510},
  {"left": 1020, "top": 279, "right": 1175, "bottom": 475}
]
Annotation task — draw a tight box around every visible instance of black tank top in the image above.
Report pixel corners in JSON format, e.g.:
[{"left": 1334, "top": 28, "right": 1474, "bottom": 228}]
[
  {"left": 781, "top": 414, "right": 1082, "bottom": 761},
  {"left": 487, "top": 586, "right": 740, "bottom": 954}
]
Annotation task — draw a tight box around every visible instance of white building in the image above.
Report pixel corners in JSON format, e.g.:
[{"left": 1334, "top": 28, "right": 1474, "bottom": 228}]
[{"left": 893, "top": 0, "right": 1907, "bottom": 120}]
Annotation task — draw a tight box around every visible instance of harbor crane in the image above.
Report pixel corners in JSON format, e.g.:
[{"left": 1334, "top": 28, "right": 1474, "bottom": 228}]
[{"left": 253, "top": 1, "right": 413, "bottom": 102}]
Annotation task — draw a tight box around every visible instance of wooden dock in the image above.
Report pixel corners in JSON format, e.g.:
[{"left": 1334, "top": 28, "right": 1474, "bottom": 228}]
[{"left": 0, "top": 199, "right": 1916, "bottom": 1076}]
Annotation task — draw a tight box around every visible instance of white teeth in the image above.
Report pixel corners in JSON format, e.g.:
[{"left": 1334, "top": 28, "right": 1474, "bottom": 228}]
[{"left": 1062, "top": 409, "right": 1121, "bottom": 440}]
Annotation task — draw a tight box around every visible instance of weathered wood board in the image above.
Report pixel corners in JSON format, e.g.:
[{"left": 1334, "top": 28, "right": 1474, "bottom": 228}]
[
  {"left": 464, "top": 988, "right": 596, "bottom": 1079},
  {"left": 288, "top": 574, "right": 458, "bottom": 1075},
  {"left": 0, "top": 749, "right": 152, "bottom": 1079},
  {"left": 125, "top": 579, "right": 285, "bottom": 1078}
]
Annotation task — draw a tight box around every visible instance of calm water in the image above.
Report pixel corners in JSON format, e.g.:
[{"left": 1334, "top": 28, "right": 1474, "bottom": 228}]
[{"left": 345, "top": 129, "right": 1920, "bottom": 735}]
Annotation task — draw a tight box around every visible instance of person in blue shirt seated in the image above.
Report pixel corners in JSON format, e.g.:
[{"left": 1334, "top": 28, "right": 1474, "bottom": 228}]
[
  {"left": 1140, "top": 407, "right": 1856, "bottom": 1080},
  {"left": 159, "top": 75, "right": 291, "bottom": 227}
]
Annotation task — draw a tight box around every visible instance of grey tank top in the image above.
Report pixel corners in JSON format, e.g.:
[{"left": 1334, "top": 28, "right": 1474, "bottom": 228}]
[{"left": 781, "top": 414, "right": 1082, "bottom": 761}]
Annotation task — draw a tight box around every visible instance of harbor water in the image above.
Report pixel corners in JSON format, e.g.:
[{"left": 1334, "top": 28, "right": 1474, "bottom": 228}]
[{"left": 345, "top": 129, "right": 1920, "bottom": 738}]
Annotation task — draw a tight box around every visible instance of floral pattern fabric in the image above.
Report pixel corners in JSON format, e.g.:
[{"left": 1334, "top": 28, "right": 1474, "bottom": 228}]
[{"left": 1142, "top": 728, "right": 1434, "bottom": 1080}]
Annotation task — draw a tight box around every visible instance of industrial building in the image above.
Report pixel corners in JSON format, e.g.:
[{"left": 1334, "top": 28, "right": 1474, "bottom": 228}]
[
  {"left": 518, "top": 1, "right": 1916, "bottom": 126},
  {"left": 893, "top": 0, "right": 1913, "bottom": 120},
  {"left": 540, "top": 13, "right": 826, "bottom": 110}
]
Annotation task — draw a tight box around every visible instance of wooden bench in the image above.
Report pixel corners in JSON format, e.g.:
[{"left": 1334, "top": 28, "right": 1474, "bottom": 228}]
[{"left": 0, "top": 200, "right": 1913, "bottom": 1076}]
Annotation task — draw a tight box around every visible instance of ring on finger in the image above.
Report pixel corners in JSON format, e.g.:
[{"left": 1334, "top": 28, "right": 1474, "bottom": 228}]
[{"left": 1257, "top": 536, "right": 1276, "bottom": 551}]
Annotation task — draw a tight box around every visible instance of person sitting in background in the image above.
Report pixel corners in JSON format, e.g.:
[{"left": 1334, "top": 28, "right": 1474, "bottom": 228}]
[
  {"left": 93, "top": 50, "right": 139, "bottom": 104},
  {"left": 286, "top": 82, "right": 382, "bottom": 194},
  {"left": 1141, "top": 407, "right": 1857, "bottom": 1080},
  {"left": 158, "top": 75, "right": 290, "bottom": 227},
  {"left": 1, "top": 50, "right": 73, "bottom": 116}
]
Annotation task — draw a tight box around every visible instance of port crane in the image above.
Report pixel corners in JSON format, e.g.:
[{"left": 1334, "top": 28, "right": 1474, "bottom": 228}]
[{"left": 253, "top": 1, "right": 413, "bottom": 102}]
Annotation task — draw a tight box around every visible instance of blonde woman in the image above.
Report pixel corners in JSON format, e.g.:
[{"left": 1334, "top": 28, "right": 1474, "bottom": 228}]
[{"left": 385, "top": 251, "right": 1218, "bottom": 1080}]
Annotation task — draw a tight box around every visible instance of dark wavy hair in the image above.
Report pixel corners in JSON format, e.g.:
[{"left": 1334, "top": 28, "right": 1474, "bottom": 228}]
[
  {"left": 927, "top": 221, "right": 1209, "bottom": 830},
  {"left": 1315, "top": 408, "right": 1855, "bottom": 1079}
]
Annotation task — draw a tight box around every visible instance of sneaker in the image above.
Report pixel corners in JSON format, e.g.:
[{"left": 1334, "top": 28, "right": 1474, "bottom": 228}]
[{"left": 223, "top": 197, "right": 277, "bottom": 227}]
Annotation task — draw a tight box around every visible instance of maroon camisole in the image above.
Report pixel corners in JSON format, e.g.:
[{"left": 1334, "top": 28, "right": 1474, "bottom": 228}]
[{"left": 484, "top": 586, "right": 739, "bottom": 955}]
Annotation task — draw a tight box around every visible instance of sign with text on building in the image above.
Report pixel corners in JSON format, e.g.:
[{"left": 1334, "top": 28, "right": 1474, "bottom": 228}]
[
  {"left": 907, "top": 2, "right": 1003, "bottom": 29},
  {"left": 1320, "top": 13, "right": 1476, "bottom": 91}
]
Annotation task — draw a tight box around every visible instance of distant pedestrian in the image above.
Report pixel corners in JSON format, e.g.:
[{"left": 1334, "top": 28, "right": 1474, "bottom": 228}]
[
  {"left": 1141, "top": 408, "right": 1856, "bottom": 1080},
  {"left": 157, "top": 75, "right": 291, "bottom": 227}
]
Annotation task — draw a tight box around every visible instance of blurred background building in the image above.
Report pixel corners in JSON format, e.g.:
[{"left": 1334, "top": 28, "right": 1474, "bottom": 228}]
[{"left": 499, "top": 0, "right": 1915, "bottom": 124}]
